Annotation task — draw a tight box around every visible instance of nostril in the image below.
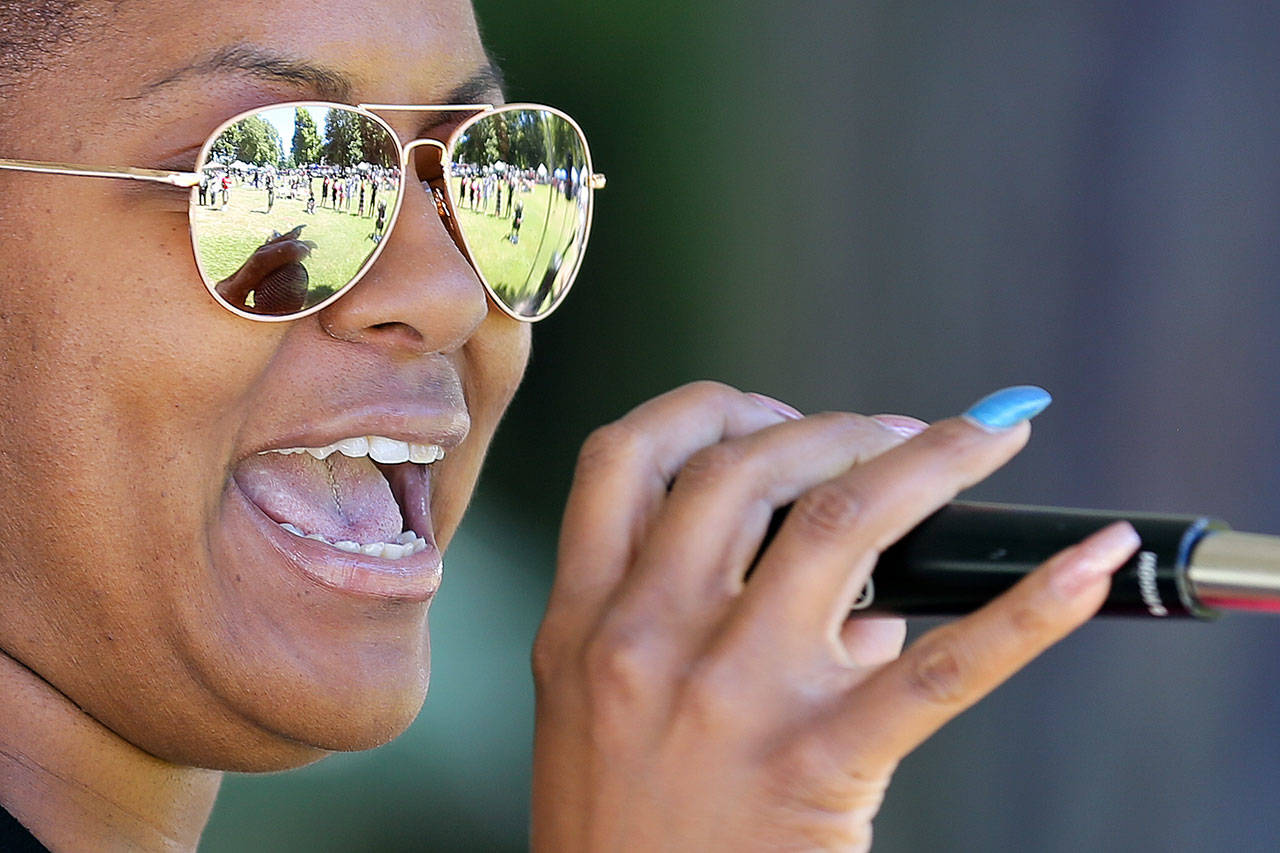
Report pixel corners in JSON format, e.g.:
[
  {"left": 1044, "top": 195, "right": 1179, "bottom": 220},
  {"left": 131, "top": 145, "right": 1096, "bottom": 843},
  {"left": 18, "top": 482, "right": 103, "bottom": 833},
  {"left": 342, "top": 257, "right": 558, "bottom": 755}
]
[{"left": 369, "top": 321, "right": 423, "bottom": 339}]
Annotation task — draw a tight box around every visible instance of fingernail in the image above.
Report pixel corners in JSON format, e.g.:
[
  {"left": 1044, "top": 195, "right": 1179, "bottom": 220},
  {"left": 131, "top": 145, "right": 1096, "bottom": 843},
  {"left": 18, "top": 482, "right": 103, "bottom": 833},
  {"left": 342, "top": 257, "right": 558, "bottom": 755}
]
[
  {"left": 870, "top": 414, "right": 929, "bottom": 439},
  {"left": 1050, "top": 521, "right": 1141, "bottom": 599},
  {"left": 962, "top": 385, "right": 1052, "bottom": 431},
  {"left": 747, "top": 392, "right": 804, "bottom": 420}
]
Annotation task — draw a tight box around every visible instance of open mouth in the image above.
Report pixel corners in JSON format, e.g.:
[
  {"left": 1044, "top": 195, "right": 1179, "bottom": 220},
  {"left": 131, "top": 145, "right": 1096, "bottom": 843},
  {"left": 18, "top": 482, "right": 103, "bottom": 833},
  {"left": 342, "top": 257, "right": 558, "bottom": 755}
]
[{"left": 232, "top": 435, "right": 444, "bottom": 563}]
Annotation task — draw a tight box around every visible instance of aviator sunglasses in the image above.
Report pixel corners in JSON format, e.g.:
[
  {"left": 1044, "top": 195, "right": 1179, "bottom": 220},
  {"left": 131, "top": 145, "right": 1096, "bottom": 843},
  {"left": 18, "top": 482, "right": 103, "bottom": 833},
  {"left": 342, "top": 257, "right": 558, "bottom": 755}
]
[{"left": 0, "top": 102, "right": 604, "bottom": 322}]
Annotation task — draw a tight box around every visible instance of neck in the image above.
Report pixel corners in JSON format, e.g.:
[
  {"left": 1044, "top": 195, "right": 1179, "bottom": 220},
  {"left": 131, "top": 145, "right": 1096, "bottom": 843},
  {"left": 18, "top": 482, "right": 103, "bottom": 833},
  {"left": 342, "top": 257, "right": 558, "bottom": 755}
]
[{"left": 0, "top": 651, "right": 221, "bottom": 852}]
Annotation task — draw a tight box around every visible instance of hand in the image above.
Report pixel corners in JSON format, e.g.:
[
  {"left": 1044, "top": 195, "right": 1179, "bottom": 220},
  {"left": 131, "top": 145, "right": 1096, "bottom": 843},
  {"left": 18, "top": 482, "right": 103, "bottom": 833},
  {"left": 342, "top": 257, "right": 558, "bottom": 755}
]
[
  {"left": 214, "top": 225, "right": 316, "bottom": 313},
  {"left": 531, "top": 382, "right": 1138, "bottom": 851}
]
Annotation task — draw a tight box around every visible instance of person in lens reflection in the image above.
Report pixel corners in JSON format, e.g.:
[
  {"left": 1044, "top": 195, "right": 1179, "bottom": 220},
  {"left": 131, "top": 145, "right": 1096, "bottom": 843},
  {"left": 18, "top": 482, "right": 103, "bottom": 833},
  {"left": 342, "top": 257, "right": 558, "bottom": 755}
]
[
  {"left": 508, "top": 198, "right": 523, "bottom": 244},
  {"left": 0, "top": 1, "right": 1144, "bottom": 851},
  {"left": 373, "top": 197, "right": 388, "bottom": 243}
]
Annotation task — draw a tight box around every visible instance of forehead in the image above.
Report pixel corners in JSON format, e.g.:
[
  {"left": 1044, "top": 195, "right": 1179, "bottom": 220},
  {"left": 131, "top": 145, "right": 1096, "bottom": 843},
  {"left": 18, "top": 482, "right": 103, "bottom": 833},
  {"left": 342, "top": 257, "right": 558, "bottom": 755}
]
[{"left": 15, "top": 0, "right": 494, "bottom": 138}]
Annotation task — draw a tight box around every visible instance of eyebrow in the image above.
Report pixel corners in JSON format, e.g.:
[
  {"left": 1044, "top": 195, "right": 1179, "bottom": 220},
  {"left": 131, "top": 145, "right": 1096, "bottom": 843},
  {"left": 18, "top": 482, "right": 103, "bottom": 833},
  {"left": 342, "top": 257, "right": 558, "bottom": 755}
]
[{"left": 131, "top": 43, "right": 506, "bottom": 106}]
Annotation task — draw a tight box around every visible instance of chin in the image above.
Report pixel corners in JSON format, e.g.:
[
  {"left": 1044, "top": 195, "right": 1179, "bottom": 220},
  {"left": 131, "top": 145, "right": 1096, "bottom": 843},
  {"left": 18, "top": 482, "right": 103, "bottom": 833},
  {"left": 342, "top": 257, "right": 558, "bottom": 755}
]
[
  {"left": 136, "top": 632, "right": 434, "bottom": 773},
  {"left": 139, "top": 512, "right": 443, "bottom": 771},
  {"left": 225, "top": 670, "right": 433, "bottom": 773}
]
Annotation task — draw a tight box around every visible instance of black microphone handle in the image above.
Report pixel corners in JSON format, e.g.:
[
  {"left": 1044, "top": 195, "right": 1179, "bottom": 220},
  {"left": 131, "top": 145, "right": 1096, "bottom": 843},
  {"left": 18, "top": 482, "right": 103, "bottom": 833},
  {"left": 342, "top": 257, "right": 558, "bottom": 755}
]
[{"left": 756, "top": 501, "right": 1237, "bottom": 619}]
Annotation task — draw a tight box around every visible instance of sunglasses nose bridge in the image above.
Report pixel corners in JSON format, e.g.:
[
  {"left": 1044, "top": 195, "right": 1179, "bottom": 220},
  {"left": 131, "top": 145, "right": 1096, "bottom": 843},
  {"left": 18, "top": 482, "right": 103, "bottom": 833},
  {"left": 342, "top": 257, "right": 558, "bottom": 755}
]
[{"left": 401, "top": 138, "right": 448, "bottom": 170}]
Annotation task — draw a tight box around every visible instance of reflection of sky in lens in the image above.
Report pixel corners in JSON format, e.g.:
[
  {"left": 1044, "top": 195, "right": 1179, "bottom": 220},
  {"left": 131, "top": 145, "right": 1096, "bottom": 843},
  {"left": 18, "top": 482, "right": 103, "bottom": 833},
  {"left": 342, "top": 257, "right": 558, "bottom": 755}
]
[{"left": 262, "top": 106, "right": 330, "bottom": 158}]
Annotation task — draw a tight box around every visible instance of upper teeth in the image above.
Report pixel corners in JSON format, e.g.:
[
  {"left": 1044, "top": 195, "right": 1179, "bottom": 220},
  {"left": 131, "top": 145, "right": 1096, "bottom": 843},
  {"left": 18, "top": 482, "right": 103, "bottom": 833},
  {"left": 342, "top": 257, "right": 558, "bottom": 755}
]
[{"left": 261, "top": 435, "right": 445, "bottom": 464}]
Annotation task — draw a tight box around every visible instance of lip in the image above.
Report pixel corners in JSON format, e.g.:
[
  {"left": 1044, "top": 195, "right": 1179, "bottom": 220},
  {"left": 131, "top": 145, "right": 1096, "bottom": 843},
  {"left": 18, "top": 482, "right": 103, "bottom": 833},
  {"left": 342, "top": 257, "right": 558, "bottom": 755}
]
[{"left": 229, "top": 473, "right": 443, "bottom": 601}]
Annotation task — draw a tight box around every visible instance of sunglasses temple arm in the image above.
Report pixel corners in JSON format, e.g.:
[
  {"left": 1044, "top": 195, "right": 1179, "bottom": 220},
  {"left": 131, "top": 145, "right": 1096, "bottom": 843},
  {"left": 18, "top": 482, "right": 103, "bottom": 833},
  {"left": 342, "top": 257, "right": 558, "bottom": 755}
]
[{"left": 0, "top": 158, "right": 201, "bottom": 188}]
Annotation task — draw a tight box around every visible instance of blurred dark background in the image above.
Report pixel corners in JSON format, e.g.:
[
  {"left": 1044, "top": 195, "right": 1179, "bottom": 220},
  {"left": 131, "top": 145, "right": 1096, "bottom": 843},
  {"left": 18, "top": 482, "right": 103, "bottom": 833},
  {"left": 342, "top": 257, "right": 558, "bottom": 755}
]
[{"left": 204, "top": 2, "right": 1280, "bottom": 850}]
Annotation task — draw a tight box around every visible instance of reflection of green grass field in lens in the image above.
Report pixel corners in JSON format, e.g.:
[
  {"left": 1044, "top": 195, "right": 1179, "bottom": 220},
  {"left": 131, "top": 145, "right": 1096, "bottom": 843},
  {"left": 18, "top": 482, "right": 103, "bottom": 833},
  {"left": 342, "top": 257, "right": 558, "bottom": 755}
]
[
  {"left": 448, "top": 180, "right": 585, "bottom": 313},
  {"left": 192, "top": 183, "right": 399, "bottom": 301}
]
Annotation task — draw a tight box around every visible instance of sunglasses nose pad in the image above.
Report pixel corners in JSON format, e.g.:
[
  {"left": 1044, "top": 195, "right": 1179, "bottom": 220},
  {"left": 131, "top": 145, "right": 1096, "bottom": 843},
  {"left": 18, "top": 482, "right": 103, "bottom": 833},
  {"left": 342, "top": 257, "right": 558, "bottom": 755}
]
[
  {"left": 403, "top": 140, "right": 466, "bottom": 250},
  {"left": 429, "top": 185, "right": 461, "bottom": 240},
  {"left": 410, "top": 140, "right": 445, "bottom": 183}
]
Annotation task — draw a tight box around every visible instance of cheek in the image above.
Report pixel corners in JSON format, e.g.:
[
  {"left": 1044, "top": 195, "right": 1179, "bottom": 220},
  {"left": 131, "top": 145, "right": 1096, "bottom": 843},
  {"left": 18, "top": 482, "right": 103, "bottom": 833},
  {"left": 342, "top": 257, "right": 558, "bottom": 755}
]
[
  {"left": 433, "top": 314, "right": 530, "bottom": 548},
  {"left": 473, "top": 313, "right": 533, "bottom": 417},
  {"left": 0, "top": 189, "right": 282, "bottom": 683},
  {"left": 1, "top": 187, "right": 280, "bottom": 433},
  {"left": 0, "top": 205, "right": 273, "bottom": 515}
]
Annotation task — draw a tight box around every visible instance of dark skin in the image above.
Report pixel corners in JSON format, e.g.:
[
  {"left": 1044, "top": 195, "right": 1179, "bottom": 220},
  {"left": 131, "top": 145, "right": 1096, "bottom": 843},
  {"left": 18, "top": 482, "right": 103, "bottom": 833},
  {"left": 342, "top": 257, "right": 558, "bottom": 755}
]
[
  {"left": 0, "top": 0, "right": 525, "bottom": 846},
  {"left": 0, "top": 2, "right": 1138, "bottom": 850}
]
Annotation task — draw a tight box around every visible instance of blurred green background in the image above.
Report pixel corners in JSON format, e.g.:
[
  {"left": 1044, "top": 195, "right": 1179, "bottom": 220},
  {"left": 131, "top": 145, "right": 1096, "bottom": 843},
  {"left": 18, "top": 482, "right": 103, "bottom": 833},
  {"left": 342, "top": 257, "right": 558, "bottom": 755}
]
[{"left": 204, "top": 2, "right": 1280, "bottom": 850}]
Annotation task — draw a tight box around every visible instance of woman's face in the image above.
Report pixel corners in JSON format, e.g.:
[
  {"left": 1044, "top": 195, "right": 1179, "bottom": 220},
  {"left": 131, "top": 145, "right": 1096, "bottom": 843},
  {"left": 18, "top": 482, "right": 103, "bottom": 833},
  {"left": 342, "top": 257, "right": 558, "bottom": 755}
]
[{"left": 0, "top": 0, "right": 530, "bottom": 770}]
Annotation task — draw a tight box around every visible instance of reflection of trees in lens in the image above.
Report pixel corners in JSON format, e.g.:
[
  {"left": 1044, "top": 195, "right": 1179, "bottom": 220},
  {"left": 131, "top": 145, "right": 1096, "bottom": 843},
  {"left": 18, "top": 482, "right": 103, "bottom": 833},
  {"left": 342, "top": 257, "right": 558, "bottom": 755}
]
[
  {"left": 454, "top": 117, "right": 499, "bottom": 166},
  {"left": 322, "top": 109, "right": 364, "bottom": 166},
  {"left": 211, "top": 115, "right": 284, "bottom": 166},
  {"left": 291, "top": 108, "right": 323, "bottom": 166},
  {"left": 551, "top": 115, "right": 583, "bottom": 172},
  {"left": 357, "top": 117, "right": 396, "bottom": 168},
  {"left": 321, "top": 110, "right": 396, "bottom": 168},
  {"left": 455, "top": 111, "right": 574, "bottom": 171}
]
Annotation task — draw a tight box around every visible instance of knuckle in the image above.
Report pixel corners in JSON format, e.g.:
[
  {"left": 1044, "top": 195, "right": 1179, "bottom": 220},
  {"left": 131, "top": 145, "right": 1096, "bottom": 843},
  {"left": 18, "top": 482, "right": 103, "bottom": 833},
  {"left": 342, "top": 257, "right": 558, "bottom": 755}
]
[
  {"left": 792, "top": 480, "right": 867, "bottom": 541},
  {"left": 783, "top": 814, "right": 869, "bottom": 851},
  {"left": 824, "top": 411, "right": 877, "bottom": 432},
  {"left": 576, "top": 420, "right": 650, "bottom": 479},
  {"left": 1007, "top": 602, "right": 1051, "bottom": 637},
  {"left": 904, "top": 637, "right": 970, "bottom": 707},
  {"left": 677, "top": 660, "right": 743, "bottom": 730},
  {"left": 581, "top": 621, "right": 658, "bottom": 705},
  {"left": 810, "top": 411, "right": 885, "bottom": 445},
  {"left": 530, "top": 629, "right": 561, "bottom": 685},
  {"left": 676, "top": 441, "right": 752, "bottom": 491},
  {"left": 911, "top": 418, "right": 984, "bottom": 463},
  {"left": 679, "top": 379, "right": 740, "bottom": 403},
  {"left": 776, "top": 730, "right": 844, "bottom": 783}
]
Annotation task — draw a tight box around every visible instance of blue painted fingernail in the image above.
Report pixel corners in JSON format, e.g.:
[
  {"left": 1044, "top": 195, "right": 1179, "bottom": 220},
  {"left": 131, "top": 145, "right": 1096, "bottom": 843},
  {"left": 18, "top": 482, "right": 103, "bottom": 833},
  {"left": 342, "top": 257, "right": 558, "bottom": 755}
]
[{"left": 962, "top": 385, "right": 1052, "bottom": 431}]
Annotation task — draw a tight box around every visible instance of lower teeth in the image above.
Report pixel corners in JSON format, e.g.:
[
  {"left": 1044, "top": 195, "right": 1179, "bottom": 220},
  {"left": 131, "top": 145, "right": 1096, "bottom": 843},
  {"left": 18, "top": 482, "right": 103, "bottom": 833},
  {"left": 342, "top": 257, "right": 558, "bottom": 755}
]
[{"left": 278, "top": 522, "right": 428, "bottom": 560}]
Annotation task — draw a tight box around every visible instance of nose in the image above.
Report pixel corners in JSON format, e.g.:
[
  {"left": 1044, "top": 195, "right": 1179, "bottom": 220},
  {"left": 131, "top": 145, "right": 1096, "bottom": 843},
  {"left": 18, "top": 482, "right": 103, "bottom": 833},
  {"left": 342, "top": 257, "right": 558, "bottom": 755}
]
[{"left": 317, "top": 166, "right": 487, "bottom": 355}]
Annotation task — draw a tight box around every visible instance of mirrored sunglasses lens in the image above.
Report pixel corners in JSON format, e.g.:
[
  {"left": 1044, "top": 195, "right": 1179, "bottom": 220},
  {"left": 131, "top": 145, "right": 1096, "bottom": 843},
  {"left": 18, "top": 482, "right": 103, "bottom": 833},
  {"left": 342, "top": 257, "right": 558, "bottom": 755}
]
[
  {"left": 447, "top": 108, "right": 591, "bottom": 319},
  {"left": 191, "top": 106, "right": 400, "bottom": 317}
]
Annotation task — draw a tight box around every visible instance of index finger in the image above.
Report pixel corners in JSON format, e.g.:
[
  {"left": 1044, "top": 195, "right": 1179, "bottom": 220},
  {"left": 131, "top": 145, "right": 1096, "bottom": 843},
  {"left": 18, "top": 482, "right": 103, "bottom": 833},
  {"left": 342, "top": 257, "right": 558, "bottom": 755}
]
[
  {"left": 829, "top": 519, "right": 1141, "bottom": 769},
  {"left": 742, "top": 386, "right": 1053, "bottom": 640},
  {"left": 550, "top": 383, "right": 798, "bottom": 621}
]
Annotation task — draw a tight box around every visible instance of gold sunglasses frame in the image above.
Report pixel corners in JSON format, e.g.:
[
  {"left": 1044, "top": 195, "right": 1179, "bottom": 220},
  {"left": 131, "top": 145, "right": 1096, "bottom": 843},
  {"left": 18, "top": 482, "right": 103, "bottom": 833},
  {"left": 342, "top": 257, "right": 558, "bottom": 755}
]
[{"left": 0, "top": 101, "right": 606, "bottom": 323}]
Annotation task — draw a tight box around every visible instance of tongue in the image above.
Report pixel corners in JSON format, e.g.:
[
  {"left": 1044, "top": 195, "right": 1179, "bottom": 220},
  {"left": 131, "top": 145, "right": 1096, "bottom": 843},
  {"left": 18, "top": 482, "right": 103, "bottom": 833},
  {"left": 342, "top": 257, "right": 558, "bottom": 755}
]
[{"left": 234, "top": 452, "right": 404, "bottom": 544}]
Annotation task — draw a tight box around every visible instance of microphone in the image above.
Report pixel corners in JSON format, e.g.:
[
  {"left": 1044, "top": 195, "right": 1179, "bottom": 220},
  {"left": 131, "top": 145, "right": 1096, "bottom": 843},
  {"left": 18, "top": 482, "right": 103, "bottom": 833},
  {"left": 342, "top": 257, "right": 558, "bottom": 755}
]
[
  {"left": 760, "top": 502, "right": 1280, "bottom": 619},
  {"left": 253, "top": 261, "right": 310, "bottom": 315}
]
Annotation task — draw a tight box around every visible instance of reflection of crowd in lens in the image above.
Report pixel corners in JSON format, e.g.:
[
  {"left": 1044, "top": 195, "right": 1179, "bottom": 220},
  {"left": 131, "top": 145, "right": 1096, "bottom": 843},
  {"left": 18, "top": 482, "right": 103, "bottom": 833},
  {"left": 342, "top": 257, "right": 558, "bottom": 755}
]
[
  {"left": 456, "top": 168, "right": 526, "bottom": 220},
  {"left": 197, "top": 162, "right": 398, "bottom": 243},
  {"left": 446, "top": 150, "right": 591, "bottom": 319},
  {"left": 452, "top": 162, "right": 589, "bottom": 247},
  {"left": 197, "top": 173, "right": 233, "bottom": 207}
]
